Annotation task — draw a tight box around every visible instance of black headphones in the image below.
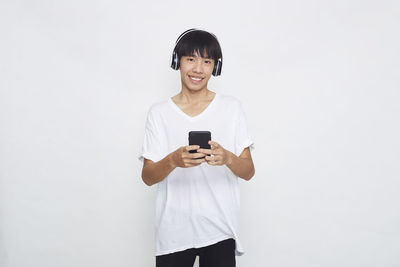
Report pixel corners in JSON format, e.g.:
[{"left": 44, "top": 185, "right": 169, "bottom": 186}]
[{"left": 170, "top": 29, "right": 223, "bottom": 76}]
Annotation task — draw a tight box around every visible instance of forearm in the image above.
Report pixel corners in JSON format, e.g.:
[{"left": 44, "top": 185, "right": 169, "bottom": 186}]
[
  {"left": 142, "top": 154, "right": 176, "bottom": 186},
  {"left": 226, "top": 151, "right": 255, "bottom": 181}
]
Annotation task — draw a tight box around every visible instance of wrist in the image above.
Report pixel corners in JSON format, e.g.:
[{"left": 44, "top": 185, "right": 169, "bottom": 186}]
[
  {"left": 226, "top": 150, "right": 235, "bottom": 166},
  {"left": 168, "top": 151, "right": 177, "bottom": 169}
]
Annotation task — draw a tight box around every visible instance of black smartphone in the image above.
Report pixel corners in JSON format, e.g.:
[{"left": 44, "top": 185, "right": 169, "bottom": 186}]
[{"left": 188, "top": 131, "right": 211, "bottom": 158}]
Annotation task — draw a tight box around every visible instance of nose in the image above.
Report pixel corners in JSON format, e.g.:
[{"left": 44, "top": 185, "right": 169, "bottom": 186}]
[{"left": 192, "top": 59, "right": 203, "bottom": 74}]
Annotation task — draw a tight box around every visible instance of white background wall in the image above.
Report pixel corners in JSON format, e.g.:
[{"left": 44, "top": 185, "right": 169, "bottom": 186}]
[{"left": 1, "top": 0, "right": 399, "bottom": 266}]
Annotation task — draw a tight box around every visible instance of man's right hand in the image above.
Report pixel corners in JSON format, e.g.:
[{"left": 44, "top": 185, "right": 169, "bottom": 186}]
[{"left": 170, "top": 145, "right": 207, "bottom": 168}]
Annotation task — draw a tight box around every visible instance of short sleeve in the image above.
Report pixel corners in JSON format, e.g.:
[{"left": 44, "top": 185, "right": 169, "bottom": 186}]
[
  {"left": 138, "top": 108, "right": 165, "bottom": 163},
  {"left": 234, "top": 102, "right": 255, "bottom": 157}
]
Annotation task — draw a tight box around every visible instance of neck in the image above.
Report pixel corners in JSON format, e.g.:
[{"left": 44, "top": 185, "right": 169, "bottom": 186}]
[{"left": 177, "top": 87, "right": 213, "bottom": 104}]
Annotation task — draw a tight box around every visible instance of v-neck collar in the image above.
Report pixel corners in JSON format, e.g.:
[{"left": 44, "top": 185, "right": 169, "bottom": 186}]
[{"left": 168, "top": 93, "right": 219, "bottom": 121}]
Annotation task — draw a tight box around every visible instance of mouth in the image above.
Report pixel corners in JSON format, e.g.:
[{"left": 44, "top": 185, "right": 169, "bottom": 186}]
[{"left": 188, "top": 75, "right": 204, "bottom": 84}]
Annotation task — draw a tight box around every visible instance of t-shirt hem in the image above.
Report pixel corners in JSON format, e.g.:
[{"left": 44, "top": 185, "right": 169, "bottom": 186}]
[
  {"left": 236, "top": 139, "right": 255, "bottom": 157},
  {"left": 155, "top": 235, "right": 244, "bottom": 256},
  {"left": 138, "top": 152, "right": 162, "bottom": 163}
]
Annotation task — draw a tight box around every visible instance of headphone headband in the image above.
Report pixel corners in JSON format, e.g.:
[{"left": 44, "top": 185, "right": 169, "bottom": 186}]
[{"left": 174, "top": 28, "right": 198, "bottom": 45}]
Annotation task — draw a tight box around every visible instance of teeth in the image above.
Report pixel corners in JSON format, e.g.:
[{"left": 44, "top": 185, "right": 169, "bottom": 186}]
[{"left": 190, "top": 76, "right": 202, "bottom": 81}]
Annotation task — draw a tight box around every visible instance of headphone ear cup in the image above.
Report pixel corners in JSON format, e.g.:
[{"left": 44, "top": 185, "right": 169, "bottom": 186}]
[
  {"left": 212, "top": 59, "right": 222, "bottom": 76},
  {"left": 171, "top": 51, "right": 180, "bottom": 70},
  {"left": 176, "top": 55, "right": 180, "bottom": 70}
]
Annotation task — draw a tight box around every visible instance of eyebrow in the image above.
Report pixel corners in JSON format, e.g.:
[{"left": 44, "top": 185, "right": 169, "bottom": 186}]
[
  {"left": 186, "top": 54, "right": 213, "bottom": 59},
  {"left": 185, "top": 50, "right": 213, "bottom": 58}
]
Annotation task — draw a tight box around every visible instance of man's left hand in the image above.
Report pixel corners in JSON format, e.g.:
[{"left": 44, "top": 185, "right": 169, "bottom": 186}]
[{"left": 197, "top": 140, "right": 233, "bottom": 166}]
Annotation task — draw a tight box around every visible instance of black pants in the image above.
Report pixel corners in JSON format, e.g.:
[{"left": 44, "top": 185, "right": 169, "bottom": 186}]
[{"left": 156, "top": 238, "right": 236, "bottom": 267}]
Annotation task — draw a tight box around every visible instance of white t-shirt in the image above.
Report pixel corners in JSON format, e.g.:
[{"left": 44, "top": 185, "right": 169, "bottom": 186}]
[{"left": 138, "top": 93, "right": 254, "bottom": 256}]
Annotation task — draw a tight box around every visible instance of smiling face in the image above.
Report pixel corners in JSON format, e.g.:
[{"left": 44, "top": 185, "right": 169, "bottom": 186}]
[{"left": 179, "top": 51, "right": 215, "bottom": 92}]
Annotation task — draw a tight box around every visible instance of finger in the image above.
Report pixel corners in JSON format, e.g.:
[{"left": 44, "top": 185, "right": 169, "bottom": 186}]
[
  {"left": 194, "top": 158, "right": 206, "bottom": 164},
  {"left": 206, "top": 158, "right": 217, "bottom": 165},
  {"left": 206, "top": 155, "right": 220, "bottom": 161},
  {"left": 211, "top": 149, "right": 222, "bottom": 155},
  {"left": 187, "top": 153, "right": 206, "bottom": 159},
  {"left": 197, "top": 148, "right": 219, "bottom": 155},
  {"left": 186, "top": 158, "right": 206, "bottom": 165},
  {"left": 209, "top": 140, "right": 220, "bottom": 148},
  {"left": 205, "top": 155, "right": 213, "bottom": 161},
  {"left": 197, "top": 148, "right": 212, "bottom": 154},
  {"left": 185, "top": 145, "right": 200, "bottom": 152}
]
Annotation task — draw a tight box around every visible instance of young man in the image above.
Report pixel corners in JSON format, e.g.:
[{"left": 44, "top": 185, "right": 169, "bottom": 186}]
[{"left": 139, "top": 29, "right": 255, "bottom": 267}]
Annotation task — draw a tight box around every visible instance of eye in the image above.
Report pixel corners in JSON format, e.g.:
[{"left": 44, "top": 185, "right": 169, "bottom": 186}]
[
  {"left": 187, "top": 57, "right": 195, "bottom": 62},
  {"left": 204, "top": 60, "right": 213, "bottom": 64}
]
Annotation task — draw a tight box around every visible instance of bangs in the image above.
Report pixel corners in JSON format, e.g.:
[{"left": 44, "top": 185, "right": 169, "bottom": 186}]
[{"left": 175, "top": 30, "right": 222, "bottom": 61}]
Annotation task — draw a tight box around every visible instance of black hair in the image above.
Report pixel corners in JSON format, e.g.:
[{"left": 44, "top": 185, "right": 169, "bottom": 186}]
[{"left": 174, "top": 29, "right": 222, "bottom": 62}]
